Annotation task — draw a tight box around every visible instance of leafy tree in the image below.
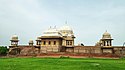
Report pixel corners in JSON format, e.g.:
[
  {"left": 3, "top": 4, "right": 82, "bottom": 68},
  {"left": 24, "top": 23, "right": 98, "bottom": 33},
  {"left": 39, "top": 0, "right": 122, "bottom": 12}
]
[
  {"left": 81, "top": 43, "right": 84, "bottom": 46},
  {"left": 0, "top": 46, "right": 8, "bottom": 55}
]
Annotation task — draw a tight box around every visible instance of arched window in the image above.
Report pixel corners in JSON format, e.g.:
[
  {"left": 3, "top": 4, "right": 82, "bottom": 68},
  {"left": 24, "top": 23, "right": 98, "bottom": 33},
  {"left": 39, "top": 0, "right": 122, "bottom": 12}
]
[
  {"left": 54, "top": 41, "right": 56, "bottom": 45},
  {"left": 49, "top": 41, "right": 51, "bottom": 45},
  {"left": 43, "top": 41, "right": 46, "bottom": 45},
  {"left": 70, "top": 41, "right": 72, "bottom": 45}
]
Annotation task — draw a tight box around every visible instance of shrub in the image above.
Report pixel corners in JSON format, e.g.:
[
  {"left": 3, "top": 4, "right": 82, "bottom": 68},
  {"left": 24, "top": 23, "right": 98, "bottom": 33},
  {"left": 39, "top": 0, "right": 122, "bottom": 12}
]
[{"left": 60, "top": 55, "right": 69, "bottom": 58}]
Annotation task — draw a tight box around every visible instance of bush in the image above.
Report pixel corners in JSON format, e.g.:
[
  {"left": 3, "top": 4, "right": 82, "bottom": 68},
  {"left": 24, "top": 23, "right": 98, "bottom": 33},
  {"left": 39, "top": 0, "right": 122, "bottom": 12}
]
[
  {"left": 60, "top": 55, "right": 69, "bottom": 58},
  {"left": 0, "top": 46, "right": 8, "bottom": 55}
]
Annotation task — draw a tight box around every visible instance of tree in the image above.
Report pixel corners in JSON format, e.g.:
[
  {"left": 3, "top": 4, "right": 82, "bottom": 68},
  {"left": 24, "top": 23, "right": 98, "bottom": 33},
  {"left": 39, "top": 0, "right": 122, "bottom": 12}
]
[
  {"left": 0, "top": 46, "right": 8, "bottom": 55},
  {"left": 81, "top": 43, "right": 84, "bottom": 46}
]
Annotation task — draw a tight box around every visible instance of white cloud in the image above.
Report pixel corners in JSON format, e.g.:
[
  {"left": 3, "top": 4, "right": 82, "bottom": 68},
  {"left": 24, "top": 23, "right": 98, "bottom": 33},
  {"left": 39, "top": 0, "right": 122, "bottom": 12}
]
[{"left": 0, "top": 0, "right": 125, "bottom": 46}]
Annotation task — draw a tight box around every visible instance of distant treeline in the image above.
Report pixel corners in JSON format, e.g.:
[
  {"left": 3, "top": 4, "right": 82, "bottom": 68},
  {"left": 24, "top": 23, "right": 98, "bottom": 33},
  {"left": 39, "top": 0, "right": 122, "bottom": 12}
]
[{"left": 0, "top": 46, "right": 8, "bottom": 56}]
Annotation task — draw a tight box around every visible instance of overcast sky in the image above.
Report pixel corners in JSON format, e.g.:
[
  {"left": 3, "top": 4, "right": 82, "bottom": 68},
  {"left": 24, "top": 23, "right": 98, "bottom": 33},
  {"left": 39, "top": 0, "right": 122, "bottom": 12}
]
[{"left": 0, "top": 0, "right": 125, "bottom": 46}]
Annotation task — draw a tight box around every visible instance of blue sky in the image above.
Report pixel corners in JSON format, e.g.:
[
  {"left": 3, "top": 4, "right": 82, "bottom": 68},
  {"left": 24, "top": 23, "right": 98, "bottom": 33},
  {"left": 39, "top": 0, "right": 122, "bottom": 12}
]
[{"left": 0, "top": 0, "right": 125, "bottom": 46}]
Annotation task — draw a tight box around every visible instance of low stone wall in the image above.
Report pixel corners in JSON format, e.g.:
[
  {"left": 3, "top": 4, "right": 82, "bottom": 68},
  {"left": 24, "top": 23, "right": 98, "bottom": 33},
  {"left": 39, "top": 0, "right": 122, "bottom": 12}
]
[
  {"left": 74, "top": 46, "right": 101, "bottom": 54},
  {"left": 8, "top": 46, "right": 125, "bottom": 58},
  {"left": 41, "top": 47, "right": 59, "bottom": 53}
]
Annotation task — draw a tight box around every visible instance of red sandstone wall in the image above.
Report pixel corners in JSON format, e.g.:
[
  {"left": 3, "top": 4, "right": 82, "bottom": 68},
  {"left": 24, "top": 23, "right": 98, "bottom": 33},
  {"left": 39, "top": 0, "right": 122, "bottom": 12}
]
[{"left": 74, "top": 46, "right": 101, "bottom": 53}]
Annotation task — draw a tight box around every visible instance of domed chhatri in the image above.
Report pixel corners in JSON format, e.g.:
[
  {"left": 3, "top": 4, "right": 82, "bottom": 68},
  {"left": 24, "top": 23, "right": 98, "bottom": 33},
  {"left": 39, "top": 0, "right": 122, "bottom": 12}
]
[
  {"left": 11, "top": 34, "right": 18, "bottom": 40},
  {"left": 29, "top": 39, "right": 33, "bottom": 44},
  {"left": 29, "top": 39, "right": 34, "bottom": 46},
  {"left": 100, "top": 31, "right": 113, "bottom": 47},
  {"left": 102, "top": 31, "right": 111, "bottom": 39},
  {"left": 10, "top": 34, "right": 19, "bottom": 46}
]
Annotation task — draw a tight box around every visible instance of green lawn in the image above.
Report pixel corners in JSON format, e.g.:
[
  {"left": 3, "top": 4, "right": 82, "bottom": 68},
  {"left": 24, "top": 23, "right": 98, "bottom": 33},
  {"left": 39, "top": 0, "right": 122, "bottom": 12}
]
[{"left": 0, "top": 57, "right": 125, "bottom": 70}]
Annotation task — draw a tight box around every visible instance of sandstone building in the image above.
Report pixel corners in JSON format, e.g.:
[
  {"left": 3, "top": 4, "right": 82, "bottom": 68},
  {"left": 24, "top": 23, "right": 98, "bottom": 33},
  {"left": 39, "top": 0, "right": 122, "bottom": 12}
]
[{"left": 9, "top": 23, "right": 125, "bottom": 57}]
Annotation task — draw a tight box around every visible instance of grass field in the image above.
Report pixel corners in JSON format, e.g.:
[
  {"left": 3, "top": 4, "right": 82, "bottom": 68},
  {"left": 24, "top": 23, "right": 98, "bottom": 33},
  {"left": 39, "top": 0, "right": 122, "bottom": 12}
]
[{"left": 0, "top": 57, "right": 125, "bottom": 70}]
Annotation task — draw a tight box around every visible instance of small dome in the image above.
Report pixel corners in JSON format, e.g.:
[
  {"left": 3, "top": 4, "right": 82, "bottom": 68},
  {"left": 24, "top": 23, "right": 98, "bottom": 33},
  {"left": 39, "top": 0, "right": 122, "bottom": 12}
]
[
  {"left": 102, "top": 31, "right": 111, "bottom": 39},
  {"left": 11, "top": 34, "right": 18, "bottom": 40},
  {"left": 29, "top": 40, "right": 33, "bottom": 44},
  {"left": 36, "top": 37, "right": 41, "bottom": 40}
]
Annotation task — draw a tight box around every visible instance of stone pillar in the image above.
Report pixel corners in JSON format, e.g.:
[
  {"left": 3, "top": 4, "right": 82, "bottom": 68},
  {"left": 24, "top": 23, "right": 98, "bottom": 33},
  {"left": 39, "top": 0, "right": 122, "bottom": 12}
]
[
  {"left": 110, "top": 40, "right": 112, "bottom": 46},
  {"left": 104, "top": 41, "right": 105, "bottom": 46},
  {"left": 107, "top": 41, "right": 109, "bottom": 46}
]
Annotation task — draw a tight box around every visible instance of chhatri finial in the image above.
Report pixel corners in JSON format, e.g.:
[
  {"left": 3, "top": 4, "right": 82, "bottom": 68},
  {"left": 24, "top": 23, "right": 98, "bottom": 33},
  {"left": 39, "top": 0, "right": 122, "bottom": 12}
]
[
  {"left": 54, "top": 25, "right": 56, "bottom": 28},
  {"left": 48, "top": 26, "right": 52, "bottom": 30},
  {"left": 50, "top": 26, "right": 51, "bottom": 28},
  {"left": 106, "top": 30, "right": 107, "bottom": 32},
  {"left": 65, "top": 20, "right": 67, "bottom": 25}
]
